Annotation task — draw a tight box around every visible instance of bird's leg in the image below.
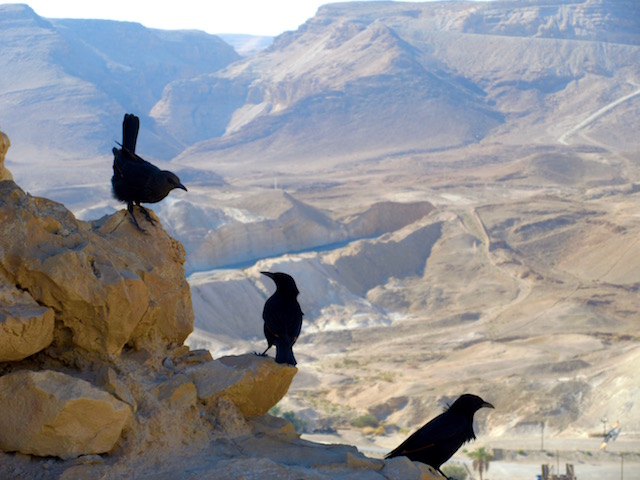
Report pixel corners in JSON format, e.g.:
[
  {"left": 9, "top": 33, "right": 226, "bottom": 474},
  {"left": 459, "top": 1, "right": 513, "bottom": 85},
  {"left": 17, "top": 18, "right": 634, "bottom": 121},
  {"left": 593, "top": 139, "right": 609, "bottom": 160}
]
[
  {"left": 136, "top": 204, "right": 156, "bottom": 226},
  {"left": 258, "top": 345, "right": 271, "bottom": 356},
  {"left": 437, "top": 468, "right": 450, "bottom": 480},
  {"left": 127, "top": 202, "right": 146, "bottom": 233}
]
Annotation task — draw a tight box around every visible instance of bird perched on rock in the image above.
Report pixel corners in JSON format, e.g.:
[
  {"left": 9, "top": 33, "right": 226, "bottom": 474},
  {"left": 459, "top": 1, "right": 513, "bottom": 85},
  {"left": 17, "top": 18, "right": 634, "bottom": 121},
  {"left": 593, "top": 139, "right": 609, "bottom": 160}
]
[
  {"left": 111, "top": 113, "right": 187, "bottom": 232},
  {"left": 260, "top": 271, "right": 303, "bottom": 366},
  {"left": 386, "top": 394, "right": 494, "bottom": 479}
]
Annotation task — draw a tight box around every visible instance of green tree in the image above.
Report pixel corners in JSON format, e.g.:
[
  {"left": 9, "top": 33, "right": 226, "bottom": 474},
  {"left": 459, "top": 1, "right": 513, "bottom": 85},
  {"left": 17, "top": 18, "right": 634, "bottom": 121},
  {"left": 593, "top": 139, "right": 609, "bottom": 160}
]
[
  {"left": 282, "top": 411, "right": 307, "bottom": 433},
  {"left": 350, "top": 414, "right": 379, "bottom": 429},
  {"left": 468, "top": 447, "right": 493, "bottom": 480}
]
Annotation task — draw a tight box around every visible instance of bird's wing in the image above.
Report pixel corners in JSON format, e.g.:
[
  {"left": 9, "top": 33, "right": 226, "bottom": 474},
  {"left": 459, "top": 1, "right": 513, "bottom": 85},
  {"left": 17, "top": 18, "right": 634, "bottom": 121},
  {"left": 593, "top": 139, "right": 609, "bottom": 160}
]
[
  {"left": 113, "top": 147, "right": 160, "bottom": 178},
  {"left": 263, "top": 297, "right": 302, "bottom": 346},
  {"left": 122, "top": 114, "right": 139, "bottom": 153},
  {"left": 386, "top": 412, "right": 470, "bottom": 458},
  {"left": 292, "top": 302, "right": 303, "bottom": 341},
  {"left": 386, "top": 434, "right": 436, "bottom": 458}
]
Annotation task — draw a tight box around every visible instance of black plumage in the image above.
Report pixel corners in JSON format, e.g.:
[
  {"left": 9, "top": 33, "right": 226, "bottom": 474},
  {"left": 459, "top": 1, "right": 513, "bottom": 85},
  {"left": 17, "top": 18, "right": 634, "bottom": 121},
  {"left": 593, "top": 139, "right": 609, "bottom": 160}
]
[
  {"left": 111, "top": 113, "right": 187, "bottom": 231},
  {"left": 260, "top": 271, "right": 303, "bottom": 366},
  {"left": 385, "top": 394, "right": 494, "bottom": 478}
]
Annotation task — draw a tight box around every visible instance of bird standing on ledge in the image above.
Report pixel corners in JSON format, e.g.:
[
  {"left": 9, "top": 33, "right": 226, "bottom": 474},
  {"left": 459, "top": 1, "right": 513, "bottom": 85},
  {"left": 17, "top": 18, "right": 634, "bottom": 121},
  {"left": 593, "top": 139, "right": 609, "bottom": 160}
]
[
  {"left": 111, "top": 113, "right": 187, "bottom": 232},
  {"left": 386, "top": 394, "right": 494, "bottom": 479},
  {"left": 260, "top": 271, "right": 304, "bottom": 366}
]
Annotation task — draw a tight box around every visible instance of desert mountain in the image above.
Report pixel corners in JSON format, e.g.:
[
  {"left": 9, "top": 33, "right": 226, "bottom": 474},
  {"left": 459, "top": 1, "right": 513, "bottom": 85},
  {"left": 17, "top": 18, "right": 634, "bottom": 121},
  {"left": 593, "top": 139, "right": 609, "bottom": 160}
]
[
  {"left": 177, "top": 0, "right": 640, "bottom": 446},
  {"left": 1, "top": 1, "right": 640, "bottom": 470},
  {"left": 169, "top": 0, "right": 639, "bottom": 176},
  {"left": 0, "top": 3, "right": 238, "bottom": 195}
]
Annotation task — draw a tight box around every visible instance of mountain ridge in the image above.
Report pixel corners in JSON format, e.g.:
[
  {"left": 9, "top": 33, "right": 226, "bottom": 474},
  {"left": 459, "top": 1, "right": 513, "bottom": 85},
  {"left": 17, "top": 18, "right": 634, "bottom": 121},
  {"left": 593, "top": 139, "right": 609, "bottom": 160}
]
[
  {"left": 1, "top": 1, "right": 639, "bottom": 459},
  {"left": 0, "top": 3, "right": 239, "bottom": 166}
]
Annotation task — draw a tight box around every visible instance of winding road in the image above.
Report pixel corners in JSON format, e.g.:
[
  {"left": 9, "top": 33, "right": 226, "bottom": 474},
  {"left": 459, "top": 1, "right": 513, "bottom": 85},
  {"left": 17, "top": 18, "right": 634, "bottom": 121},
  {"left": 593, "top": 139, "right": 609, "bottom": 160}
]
[{"left": 558, "top": 81, "right": 640, "bottom": 145}]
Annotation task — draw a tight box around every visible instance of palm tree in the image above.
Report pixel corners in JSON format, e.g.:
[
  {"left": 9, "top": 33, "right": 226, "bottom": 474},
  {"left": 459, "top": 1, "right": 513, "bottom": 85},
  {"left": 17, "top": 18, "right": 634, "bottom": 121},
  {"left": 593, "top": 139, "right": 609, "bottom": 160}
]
[{"left": 468, "top": 447, "right": 493, "bottom": 480}]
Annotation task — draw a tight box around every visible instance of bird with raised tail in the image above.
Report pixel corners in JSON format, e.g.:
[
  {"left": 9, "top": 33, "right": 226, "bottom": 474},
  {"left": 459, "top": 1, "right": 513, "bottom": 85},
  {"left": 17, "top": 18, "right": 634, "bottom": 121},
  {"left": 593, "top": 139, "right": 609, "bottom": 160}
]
[{"left": 111, "top": 113, "right": 187, "bottom": 232}]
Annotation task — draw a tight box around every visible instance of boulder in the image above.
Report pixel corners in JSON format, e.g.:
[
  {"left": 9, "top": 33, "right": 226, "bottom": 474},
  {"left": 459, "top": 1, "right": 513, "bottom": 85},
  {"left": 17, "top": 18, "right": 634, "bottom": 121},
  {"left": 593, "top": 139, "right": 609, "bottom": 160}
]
[
  {"left": 153, "top": 373, "right": 197, "bottom": 410},
  {"left": 96, "top": 366, "right": 137, "bottom": 411},
  {"left": 0, "top": 130, "right": 12, "bottom": 181},
  {"left": 250, "top": 414, "right": 298, "bottom": 439},
  {"left": 187, "top": 353, "right": 297, "bottom": 417},
  {"left": 0, "top": 370, "right": 132, "bottom": 459},
  {"left": 0, "top": 181, "right": 193, "bottom": 357},
  {"left": 211, "top": 396, "right": 252, "bottom": 437},
  {"left": 0, "top": 272, "right": 54, "bottom": 361}
]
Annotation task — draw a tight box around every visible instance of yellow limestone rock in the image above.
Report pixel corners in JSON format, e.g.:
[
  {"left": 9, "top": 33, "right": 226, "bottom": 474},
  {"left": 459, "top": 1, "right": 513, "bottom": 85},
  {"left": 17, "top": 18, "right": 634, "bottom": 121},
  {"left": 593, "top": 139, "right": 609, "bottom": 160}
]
[
  {"left": 0, "top": 181, "right": 193, "bottom": 357},
  {"left": 187, "top": 353, "right": 297, "bottom": 417},
  {"left": 0, "top": 272, "right": 54, "bottom": 361},
  {"left": 0, "top": 130, "right": 12, "bottom": 181},
  {"left": 96, "top": 366, "right": 137, "bottom": 411},
  {"left": 0, "top": 370, "right": 132, "bottom": 459},
  {"left": 153, "top": 373, "right": 197, "bottom": 410},
  {"left": 250, "top": 414, "right": 298, "bottom": 439},
  {"left": 211, "top": 396, "right": 252, "bottom": 437}
]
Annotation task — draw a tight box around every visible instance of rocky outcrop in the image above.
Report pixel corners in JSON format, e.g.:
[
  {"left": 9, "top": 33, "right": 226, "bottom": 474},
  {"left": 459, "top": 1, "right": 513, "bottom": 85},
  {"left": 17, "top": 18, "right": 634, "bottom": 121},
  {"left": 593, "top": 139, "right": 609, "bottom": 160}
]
[
  {"left": 0, "top": 180, "right": 193, "bottom": 357},
  {"left": 187, "top": 353, "right": 298, "bottom": 417},
  {"left": 0, "top": 155, "right": 198, "bottom": 461},
  {"left": 0, "top": 370, "right": 132, "bottom": 459},
  {"left": 1, "top": 137, "right": 51, "bottom": 364},
  {"left": 0, "top": 272, "right": 54, "bottom": 361}
]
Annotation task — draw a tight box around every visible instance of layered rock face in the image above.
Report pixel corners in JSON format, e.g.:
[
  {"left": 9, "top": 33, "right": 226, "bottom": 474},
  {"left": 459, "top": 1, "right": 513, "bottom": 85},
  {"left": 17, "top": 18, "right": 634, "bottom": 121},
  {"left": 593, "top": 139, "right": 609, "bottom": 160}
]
[
  {"left": 0, "top": 132, "right": 438, "bottom": 479},
  {"left": 0, "top": 276, "right": 54, "bottom": 362},
  {"left": 0, "top": 180, "right": 193, "bottom": 357},
  {"left": 0, "top": 150, "right": 198, "bottom": 462}
]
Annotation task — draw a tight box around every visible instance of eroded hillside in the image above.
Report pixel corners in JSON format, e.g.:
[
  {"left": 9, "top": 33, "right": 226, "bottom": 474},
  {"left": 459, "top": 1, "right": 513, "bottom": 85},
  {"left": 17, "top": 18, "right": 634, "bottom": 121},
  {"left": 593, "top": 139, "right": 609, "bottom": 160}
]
[{"left": 187, "top": 158, "right": 640, "bottom": 440}]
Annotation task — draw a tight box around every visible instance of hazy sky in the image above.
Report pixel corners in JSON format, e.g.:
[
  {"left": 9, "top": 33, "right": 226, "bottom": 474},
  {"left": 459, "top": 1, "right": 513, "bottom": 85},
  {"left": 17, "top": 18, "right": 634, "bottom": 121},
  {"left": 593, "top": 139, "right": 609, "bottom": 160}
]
[{"left": 4, "top": 0, "right": 460, "bottom": 36}]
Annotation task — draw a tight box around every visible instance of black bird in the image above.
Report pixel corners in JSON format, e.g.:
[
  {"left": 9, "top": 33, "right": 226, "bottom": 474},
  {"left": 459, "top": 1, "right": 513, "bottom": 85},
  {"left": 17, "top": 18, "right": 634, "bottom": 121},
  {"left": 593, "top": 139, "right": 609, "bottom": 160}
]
[
  {"left": 385, "top": 394, "right": 494, "bottom": 479},
  {"left": 111, "top": 113, "right": 187, "bottom": 231},
  {"left": 260, "top": 271, "right": 303, "bottom": 366}
]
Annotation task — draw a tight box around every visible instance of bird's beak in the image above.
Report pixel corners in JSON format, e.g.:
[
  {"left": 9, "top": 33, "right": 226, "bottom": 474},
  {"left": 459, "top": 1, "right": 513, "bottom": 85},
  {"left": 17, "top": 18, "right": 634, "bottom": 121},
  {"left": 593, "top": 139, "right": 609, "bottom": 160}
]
[
  {"left": 261, "top": 271, "right": 275, "bottom": 279},
  {"left": 482, "top": 401, "right": 495, "bottom": 409},
  {"left": 177, "top": 183, "right": 187, "bottom": 192}
]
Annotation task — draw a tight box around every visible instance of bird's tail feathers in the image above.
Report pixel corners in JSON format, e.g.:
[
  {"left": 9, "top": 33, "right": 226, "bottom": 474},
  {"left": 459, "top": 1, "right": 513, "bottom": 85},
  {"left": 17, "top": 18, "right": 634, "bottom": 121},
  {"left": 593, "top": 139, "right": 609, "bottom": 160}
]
[
  {"left": 114, "top": 142, "right": 147, "bottom": 164},
  {"left": 275, "top": 344, "right": 297, "bottom": 366},
  {"left": 122, "top": 113, "right": 140, "bottom": 153}
]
